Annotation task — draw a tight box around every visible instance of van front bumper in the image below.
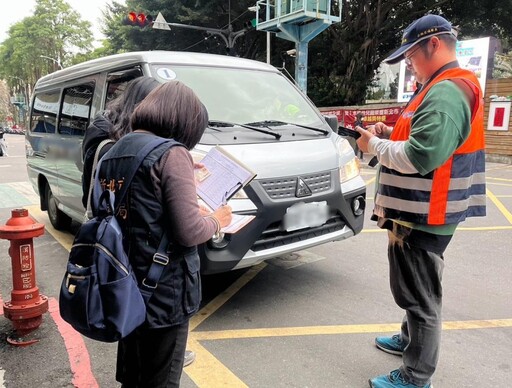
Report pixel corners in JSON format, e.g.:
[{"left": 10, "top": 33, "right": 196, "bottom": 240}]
[{"left": 198, "top": 171, "right": 365, "bottom": 274}]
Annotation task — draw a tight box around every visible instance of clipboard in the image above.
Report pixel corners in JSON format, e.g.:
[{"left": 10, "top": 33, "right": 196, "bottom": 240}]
[{"left": 195, "top": 146, "right": 257, "bottom": 211}]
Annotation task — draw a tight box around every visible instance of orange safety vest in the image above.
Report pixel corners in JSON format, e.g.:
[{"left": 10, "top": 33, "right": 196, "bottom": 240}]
[{"left": 374, "top": 67, "right": 486, "bottom": 225}]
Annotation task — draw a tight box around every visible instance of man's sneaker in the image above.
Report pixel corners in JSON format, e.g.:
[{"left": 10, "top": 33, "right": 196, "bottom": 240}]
[
  {"left": 369, "top": 369, "right": 432, "bottom": 388},
  {"left": 375, "top": 334, "right": 406, "bottom": 356},
  {"left": 184, "top": 350, "right": 196, "bottom": 367}
]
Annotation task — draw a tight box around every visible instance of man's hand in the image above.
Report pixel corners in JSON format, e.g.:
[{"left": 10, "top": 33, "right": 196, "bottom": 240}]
[
  {"left": 367, "top": 122, "right": 392, "bottom": 138},
  {"left": 354, "top": 126, "right": 374, "bottom": 153}
]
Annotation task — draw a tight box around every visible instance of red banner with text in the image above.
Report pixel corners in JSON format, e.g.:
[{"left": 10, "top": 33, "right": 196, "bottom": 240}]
[{"left": 320, "top": 107, "right": 403, "bottom": 129}]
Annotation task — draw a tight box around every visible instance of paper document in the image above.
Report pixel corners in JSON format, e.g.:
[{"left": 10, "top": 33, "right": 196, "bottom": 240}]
[
  {"left": 221, "top": 214, "right": 256, "bottom": 234},
  {"left": 196, "top": 147, "right": 256, "bottom": 211},
  {"left": 195, "top": 147, "right": 257, "bottom": 234}
]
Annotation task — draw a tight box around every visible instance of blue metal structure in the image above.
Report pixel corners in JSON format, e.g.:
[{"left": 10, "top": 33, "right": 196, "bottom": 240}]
[{"left": 255, "top": 0, "right": 341, "bottom": 93}]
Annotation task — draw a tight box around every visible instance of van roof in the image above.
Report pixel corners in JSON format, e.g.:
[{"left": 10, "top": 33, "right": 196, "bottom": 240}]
[{"left": 35, "top": 51, "right": 277, "bottom": 88}]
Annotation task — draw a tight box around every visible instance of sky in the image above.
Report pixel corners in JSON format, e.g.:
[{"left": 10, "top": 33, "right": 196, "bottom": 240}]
[{"left": 4, "top": 0, "right": 126, "bottom": 46}]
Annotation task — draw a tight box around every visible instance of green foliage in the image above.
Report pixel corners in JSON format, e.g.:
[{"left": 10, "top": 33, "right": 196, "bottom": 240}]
[
  {"left": 0, "top": 0, "right": 93, "bottom": 93},
  {"left": 493, "top": 52, "right": 512, "bottom": 79},
  {"left": 4, "top": 0, "right": 512, "bottom": 109},
  {"left": 102, "top": 0, "right": 267, "bottom": 58}
]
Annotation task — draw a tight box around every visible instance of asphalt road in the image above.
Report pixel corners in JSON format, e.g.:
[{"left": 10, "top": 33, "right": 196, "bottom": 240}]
[{"left": 0, "top": 133, "right": 511, "bottom": 387}]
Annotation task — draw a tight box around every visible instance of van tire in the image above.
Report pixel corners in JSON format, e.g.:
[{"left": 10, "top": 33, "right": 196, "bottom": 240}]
[{"left": 45, "top": 184, "right": 72, "bottom": 230}]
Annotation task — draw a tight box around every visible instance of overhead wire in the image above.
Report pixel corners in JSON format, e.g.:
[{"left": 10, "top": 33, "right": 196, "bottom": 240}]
[{"left": 175, "top": 1, "right": 252, "bottom": 52}]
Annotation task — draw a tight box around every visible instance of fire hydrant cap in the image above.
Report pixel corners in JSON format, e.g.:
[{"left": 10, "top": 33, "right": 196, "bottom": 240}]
[{"left": 0, "top": 209, "right": 45, "bottom": 240}]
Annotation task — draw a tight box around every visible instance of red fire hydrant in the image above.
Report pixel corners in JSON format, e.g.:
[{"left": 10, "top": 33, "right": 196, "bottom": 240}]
[{"left": 0, "top": 208, "right": 48, "bottom": 346}]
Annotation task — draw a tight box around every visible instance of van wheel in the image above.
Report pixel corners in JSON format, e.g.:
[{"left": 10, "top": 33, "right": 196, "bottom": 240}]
[{"left": 45, "top": 184, "right": 71, "bottom": 230}]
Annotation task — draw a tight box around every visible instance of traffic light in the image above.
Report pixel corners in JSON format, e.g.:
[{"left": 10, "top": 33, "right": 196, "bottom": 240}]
[
  {"left": 123, "top": 12, "right": 154, "bottom": 28},
  {"left": 244, "top": 18, "right": 258, "bottom": 29}
]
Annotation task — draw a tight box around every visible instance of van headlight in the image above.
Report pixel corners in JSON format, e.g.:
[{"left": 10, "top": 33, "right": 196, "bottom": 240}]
[
  {"left": 339, "top": 157, "right": 360, "bottom": 183},
  {"left": 336, "top": 137, "right": 361, "bottom": 183}
]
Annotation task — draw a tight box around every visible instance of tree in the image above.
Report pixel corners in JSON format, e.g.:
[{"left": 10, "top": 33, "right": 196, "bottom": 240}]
[
  {"left": 101, "top": 0, "right": 512, "bottom": 107},
  {"left": 0, "top": 0, "right": 93, "bottom": 99},
  {"left": 102, "top": 0, "right": 267, "bottom": 59},
  {"left": 307, "top": 0, "right": 452, "bottom": 106},
  {"left": 0, "top": 81, "right": 13, "bottom": 125}
]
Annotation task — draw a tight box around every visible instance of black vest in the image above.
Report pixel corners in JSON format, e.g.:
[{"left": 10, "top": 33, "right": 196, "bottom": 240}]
[{"left": 98, "top": 132, "right": 202, "bottom": 328}]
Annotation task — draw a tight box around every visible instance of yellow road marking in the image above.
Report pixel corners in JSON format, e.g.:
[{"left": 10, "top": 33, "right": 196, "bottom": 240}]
[
  {"left": 25, "top": 205, "right": 73, "bottom": 251},
  {"left": 487, "top": 164, "right": 512, "bottom": 172},
  {"left": 20, "top": 189, "right": 512, "bottom": 388},
  {"left": 486, "top": 176, "right": 512, "bottom": 182},
  {"left": 192, "top": 319, "right": 512, "bottom": 341},
  {"left": 184, "top": 338, "right": 248, "bottom": 388},
  {"left": 486, "top": 182, "right": 512, "bottom": 187},
  {"left": 185, "top": 264, "right": 266, "bottom": 387},
  {"left": 457, "top": 225, "right": 512, "bottom": 230},
  {"left": 189, "top": 263, "right": 266, "bottom": 331},
  {"left": 486, "top": 188, "right": 512, "bottom": 224},
  {"left": 365, "top": 176, "right": 376, "bottom": 186}
]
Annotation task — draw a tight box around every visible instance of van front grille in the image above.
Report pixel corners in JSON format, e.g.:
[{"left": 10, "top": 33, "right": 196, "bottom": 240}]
[{"left": 260, "top": 171, "right": 332, "bottom": 200}]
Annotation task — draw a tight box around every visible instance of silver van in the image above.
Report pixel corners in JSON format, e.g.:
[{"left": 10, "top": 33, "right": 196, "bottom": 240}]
[{"left": 26, "top": 51, "right": 366, "bottom": 274}]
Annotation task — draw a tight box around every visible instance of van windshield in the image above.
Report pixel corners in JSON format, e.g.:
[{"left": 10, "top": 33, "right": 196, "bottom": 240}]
[{"left": 151, "top": 65, "right": 324, "bottom": 127}]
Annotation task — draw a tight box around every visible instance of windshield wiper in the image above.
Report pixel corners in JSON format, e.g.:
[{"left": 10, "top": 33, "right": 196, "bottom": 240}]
[
  {"left": 208, "top": 120, "right": 281, "bottom": 140},
  {"left": 245, "top": 120, "right": 329, "bottom": 136}
]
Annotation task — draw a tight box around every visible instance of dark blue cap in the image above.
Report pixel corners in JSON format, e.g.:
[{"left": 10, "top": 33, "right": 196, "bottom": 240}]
[{"left": 384, "top": 15, "right": 455, "bottom": 64}]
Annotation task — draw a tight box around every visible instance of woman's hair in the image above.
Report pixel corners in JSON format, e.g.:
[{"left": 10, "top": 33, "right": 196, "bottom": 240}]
[
  {"left": 107, "top": 76, "right": 161, "bottom": 140},
  {"left": 130, "top": 81, "right": 209, "bottom": 149}
]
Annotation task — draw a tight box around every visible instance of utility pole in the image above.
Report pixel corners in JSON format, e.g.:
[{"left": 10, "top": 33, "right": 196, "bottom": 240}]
[
  {"left": 150, "top": 12, "right": 250, "bottom": 55},
  {"left": 254, "top": 0, "right": 341, "bottom": 94}
]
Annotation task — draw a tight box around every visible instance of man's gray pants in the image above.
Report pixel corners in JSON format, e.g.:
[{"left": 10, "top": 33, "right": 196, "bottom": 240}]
[{"left": 387, "top": 228, "right": 445, "bottom": 386}]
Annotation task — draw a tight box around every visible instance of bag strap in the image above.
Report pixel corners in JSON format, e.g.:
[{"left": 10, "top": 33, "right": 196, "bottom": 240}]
[
  {"left": 92, "top": 136, "right": 171, "bottom": 211},
  {"left": 86, "top": 139, "right": 115, "bottom": 219},
  {"left": 139, "top": 233, "right": 170, "bottom": 300},
  {"left": 92, "top": 135, "right": 175, "bottom": 301}
]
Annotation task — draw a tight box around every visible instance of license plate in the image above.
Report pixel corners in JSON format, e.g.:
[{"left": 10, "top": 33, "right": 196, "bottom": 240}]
[{"left": 283, "top": 201, "right": 330, "bottom": 232}]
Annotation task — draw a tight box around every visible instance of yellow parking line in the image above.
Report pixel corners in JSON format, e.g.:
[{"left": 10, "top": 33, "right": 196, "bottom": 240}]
[
  {"left": 184, "top": 264, "right": 266, "bottom": 387},
  {"left": 486, "top": 182, "right": 512, "bottom": 187},
  {"left": 486, "top": 177, "right": 512, "bottom": 182},
  {"left": 443, "top": 319, "right": 512, "bottom": 330},
  {"left": 193, "top": 323, "right": 401, "bottom": 340},
  {"left": 457, "top": 225, "right": 512, "bottom": 230},
  {"left": 486, "top": 188, "right": 512, "bottom": 224},
  {"left": 184, "top": 338, "right": 248, "bottom": 388},
  {"left": 189, "top": 263, "right": 266, "bottom": 331},
  {"left": 25, "top": 205, "right": 73, "bottom": 251},
  {"left": 487, "top": 165, "right": 512, "bottom": 172},
  {"left": 192, "top": 319, "right": 512, "bottom": 341},
  {"left": 365, "top": 176, "right": 376, "bottom": 186}
]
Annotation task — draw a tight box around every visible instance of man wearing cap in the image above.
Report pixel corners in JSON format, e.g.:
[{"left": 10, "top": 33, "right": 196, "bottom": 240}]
[{"left": 355, "top": 14, "right": 486, "bottom": 388}]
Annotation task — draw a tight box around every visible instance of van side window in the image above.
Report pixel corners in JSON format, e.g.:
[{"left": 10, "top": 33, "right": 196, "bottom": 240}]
[
  {"left": 105, "top": 67, "right": 143, "bottom": 106},
  {"left": 31, "top": 90, "right": 60, "bottom": 134},
  {"left": 59, "top": 83, "right": 95, "bottom": 136}
]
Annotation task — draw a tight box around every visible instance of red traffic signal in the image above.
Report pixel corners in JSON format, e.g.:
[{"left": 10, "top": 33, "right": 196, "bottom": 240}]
[{"left": 123, "top": 12, "right": 154, "bottom": 28}]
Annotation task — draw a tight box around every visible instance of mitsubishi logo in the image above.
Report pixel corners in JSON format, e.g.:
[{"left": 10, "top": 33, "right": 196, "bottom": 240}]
[{"left": 295, "top": 177, "right": 312, "bottom": 197}]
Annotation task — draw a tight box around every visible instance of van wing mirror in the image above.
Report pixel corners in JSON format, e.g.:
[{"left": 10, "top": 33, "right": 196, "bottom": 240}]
[{"left": 323, "top": 115, "right": 339, "bottom": 132}]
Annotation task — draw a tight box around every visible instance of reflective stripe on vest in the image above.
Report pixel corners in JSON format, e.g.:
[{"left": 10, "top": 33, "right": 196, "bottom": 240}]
[{"left": 375, "top": 68, "right": 486, "bottom": 225}]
